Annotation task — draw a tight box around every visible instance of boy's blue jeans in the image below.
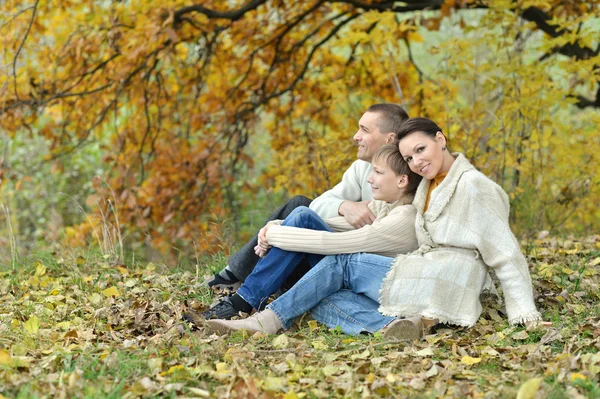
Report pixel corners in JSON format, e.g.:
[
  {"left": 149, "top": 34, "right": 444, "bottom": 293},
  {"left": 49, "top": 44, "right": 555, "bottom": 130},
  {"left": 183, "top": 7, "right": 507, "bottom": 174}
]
[
  {"left": 236, "top": 206, "right": 330, "bottom": 310},
  {"left": 236, "top": 206, "right": 395, "bottom": 335},
  {"left": 267, "top": 252, "right": 395, "bottom": 335}
]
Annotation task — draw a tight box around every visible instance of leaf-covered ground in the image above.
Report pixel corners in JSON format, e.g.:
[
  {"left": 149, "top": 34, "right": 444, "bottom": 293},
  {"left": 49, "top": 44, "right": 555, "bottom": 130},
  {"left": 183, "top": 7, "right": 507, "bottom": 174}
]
[{"left": 1, "top": 236, "right": 599, "bottom": 398}]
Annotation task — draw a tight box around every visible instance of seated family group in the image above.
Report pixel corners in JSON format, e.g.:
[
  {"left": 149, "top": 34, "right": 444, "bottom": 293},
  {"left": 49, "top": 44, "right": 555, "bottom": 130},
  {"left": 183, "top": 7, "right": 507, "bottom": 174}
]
[{"left": 187, "top": 103, "right": 542, "bottom": 340}]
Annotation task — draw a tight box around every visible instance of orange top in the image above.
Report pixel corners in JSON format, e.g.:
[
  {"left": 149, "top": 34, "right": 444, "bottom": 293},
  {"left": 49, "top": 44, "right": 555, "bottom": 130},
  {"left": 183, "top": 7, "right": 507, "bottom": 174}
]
[{"left": 423, "top": 172, "right": 448, "bottom": 212}]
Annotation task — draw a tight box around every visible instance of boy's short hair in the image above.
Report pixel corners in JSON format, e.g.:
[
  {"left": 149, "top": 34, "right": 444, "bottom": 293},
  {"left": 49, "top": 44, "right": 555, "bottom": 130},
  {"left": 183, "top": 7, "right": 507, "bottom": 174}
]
[{"left": 372, "top": 144, "right": 422, "bottom": 196}]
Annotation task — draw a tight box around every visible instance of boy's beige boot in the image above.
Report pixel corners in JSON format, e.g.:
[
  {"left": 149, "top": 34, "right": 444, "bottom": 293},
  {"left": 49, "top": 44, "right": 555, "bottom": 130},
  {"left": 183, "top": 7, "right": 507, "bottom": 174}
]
[{"left": 205, "top": 309, "right": 282, "bottom": 335}]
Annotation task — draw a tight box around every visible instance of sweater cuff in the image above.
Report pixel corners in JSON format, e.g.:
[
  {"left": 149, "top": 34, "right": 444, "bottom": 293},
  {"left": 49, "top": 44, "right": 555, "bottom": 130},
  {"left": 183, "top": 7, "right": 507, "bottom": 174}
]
[{"left": 265, "top": 225, "right": 282, "bottom": 243}]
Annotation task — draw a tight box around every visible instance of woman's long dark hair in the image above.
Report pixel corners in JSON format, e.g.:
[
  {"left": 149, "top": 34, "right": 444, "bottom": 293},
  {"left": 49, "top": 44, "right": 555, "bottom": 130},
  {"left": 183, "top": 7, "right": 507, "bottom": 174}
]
[{"left": 396, "top": 117, "right": 445, "bottom": 143}]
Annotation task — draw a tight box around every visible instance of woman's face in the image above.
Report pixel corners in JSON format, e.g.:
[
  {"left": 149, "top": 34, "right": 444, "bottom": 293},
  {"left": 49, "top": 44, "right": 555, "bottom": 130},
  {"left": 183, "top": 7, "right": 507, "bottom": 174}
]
[{"left": 398, "top": 131, "right": 447, "bottom": 180}]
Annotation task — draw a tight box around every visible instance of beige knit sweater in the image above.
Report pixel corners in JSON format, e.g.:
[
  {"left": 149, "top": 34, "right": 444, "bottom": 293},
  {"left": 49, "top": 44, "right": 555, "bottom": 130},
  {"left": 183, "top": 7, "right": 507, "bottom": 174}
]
[{"left": 265, "top": 197, "right": 418, "bottom": 258}]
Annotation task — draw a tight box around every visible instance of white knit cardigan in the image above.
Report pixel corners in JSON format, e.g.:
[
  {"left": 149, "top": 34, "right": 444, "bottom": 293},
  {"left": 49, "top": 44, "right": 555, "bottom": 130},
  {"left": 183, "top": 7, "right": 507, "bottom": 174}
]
[{"left": 379, "top": 154, "right": 542, "bottom": 326}]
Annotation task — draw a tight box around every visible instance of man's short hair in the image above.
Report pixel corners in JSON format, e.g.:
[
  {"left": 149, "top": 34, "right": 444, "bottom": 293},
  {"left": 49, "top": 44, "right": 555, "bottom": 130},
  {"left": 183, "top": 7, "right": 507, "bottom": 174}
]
[{"left": 366, "top": 103, "right": 409, "bottom": 134}]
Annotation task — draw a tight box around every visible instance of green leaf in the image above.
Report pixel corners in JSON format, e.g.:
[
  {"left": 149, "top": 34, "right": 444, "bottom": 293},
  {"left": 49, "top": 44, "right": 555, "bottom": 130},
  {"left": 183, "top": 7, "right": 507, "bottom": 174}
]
[
  {"left": 272, "top": 334, "right": 289, "bottom": 349},
  {"left": 24, "top": 315, "right": 40, "bottom": 334}
]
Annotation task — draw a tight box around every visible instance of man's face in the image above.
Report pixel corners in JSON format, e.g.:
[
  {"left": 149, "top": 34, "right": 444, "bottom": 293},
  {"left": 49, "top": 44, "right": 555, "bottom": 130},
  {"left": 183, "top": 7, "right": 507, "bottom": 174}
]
[{"left": 353, "top": 112, "right": 391, "bottom": 162}]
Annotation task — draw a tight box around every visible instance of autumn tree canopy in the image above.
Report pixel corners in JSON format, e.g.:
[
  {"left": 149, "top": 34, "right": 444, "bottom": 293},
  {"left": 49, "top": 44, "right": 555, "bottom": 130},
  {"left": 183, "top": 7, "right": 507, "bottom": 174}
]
[{"left": 1, "top": 0, "right": 599, "bottom": 257}]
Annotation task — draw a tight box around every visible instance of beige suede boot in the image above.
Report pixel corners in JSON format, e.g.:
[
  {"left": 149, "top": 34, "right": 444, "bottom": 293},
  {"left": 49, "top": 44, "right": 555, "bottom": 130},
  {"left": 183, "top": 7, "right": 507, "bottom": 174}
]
[{"left": 205, "top": 309, "right": 282, "bottom": 335}]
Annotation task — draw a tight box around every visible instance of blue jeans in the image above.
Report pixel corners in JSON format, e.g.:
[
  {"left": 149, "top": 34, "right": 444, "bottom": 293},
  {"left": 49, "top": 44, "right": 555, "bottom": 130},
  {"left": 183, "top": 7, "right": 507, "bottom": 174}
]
[
  {"left": 228, "top": 196, "right": 313, "bottom": 281},
  {"left": 311, "top": 290, "right": 394, "bottom": 335},
  {"left": 236, "top": 207, "right": 331, "bottom": 310},
  {"left": 267, "top": 253, "right": 395, "bottom": 334}
]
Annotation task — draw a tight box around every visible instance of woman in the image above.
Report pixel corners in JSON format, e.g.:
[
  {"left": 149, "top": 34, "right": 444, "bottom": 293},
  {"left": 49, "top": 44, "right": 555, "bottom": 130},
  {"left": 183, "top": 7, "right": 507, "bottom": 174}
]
[
  {"left": 197, "top": 144, "right": 422, "bottom": 321},
  {"left": 206, "top": 118, "right": 541, "bottom": 337}
]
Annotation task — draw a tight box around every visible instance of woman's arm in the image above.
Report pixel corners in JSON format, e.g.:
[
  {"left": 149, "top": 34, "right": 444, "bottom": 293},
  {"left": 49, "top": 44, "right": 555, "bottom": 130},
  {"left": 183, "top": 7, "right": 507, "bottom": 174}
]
[{"left": 464, "top": 175, "right": 541, "bottom": 325}]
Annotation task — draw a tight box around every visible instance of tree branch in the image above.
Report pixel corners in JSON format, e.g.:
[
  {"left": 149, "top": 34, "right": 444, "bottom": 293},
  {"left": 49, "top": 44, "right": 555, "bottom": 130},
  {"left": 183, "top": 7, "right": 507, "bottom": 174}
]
[
  {"left": 572, "top": 86, "right": 600, "bottom": 109},
  {"left": 259, "top": 9, "right": 350, "bottom": 98},
  {"left": 521, "top": 6, "right": 598, "bottom": 60},
  {"left": 173, "top": 0, "right": 268, "bottom": 24},
  {"left": 12, "top": 0, "right": 39, "bottom": 101},
  {"left": 236, "top": 12, "right": 362, "bottom": 120},
  {"left": 331, "top": 0, "right": 444, "bottom": 12}
]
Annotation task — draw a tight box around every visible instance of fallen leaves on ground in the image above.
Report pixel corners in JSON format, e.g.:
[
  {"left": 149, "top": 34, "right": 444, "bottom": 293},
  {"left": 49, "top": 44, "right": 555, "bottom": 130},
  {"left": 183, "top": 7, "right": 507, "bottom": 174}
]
[{"left": 0, "top": 235, "right": 599, "bottom": 397}]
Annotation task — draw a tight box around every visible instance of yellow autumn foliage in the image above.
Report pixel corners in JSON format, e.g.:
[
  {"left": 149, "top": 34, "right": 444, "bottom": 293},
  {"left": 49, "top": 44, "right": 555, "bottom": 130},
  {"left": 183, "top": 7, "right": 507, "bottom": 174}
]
[{"left": 0, "top": 0, "right": 598, "bottom": 257}]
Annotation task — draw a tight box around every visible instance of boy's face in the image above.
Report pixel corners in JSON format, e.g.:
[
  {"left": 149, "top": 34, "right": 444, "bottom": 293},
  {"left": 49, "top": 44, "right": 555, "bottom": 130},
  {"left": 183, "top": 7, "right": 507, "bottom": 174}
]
[{"left": 367, "top": 158, "right": 405, "bottom": 203}]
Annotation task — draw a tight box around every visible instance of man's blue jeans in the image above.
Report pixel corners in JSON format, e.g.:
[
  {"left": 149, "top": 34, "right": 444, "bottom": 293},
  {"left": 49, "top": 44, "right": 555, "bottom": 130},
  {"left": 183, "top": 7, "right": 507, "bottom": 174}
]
[
  {"left": 267, "top": 253, "right": 395, "bottom": 335},
  {"left": 236, "top": 206, "right": 330, "bottom": 310}
]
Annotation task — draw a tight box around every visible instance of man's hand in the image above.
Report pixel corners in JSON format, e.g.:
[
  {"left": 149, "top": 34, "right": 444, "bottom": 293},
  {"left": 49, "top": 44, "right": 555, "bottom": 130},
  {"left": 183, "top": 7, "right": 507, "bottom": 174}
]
[{"left": 338, "top": 200, "right": 376, "bottom": 229}]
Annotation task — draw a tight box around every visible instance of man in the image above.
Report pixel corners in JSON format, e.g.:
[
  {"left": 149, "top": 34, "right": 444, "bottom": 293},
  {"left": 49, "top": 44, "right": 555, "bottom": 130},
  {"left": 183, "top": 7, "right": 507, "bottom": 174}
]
[{"left": 204, "top": 104, "right": 409, "bottom": 295}]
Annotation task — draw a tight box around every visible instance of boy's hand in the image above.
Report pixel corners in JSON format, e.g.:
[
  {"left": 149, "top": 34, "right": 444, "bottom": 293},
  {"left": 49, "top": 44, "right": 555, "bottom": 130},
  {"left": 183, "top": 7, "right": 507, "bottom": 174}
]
[
  {"left": 254, "top": 245, "right": 268, "bottom": 258},
  {"left": 258, "top": 225, "right": 271, "bottom": 247},
  {"left": 255, "top": 225, "right": 272, "bottom": 258}
]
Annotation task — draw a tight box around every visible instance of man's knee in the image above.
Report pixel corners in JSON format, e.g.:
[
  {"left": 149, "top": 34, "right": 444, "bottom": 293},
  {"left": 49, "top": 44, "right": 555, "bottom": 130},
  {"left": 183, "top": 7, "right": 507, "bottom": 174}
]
[{"left": 286, "top": 195, "right": 312, "bottom": 209}]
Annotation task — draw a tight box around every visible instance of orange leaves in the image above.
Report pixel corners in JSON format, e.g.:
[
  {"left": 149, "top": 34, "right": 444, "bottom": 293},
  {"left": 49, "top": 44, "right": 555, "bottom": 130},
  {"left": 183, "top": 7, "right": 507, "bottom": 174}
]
[{"left": 82, "top": 134, "right": 237, "bottom": 254}]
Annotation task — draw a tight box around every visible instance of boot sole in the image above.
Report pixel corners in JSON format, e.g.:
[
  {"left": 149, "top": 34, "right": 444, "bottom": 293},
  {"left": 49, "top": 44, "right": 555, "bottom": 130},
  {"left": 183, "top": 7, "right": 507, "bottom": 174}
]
[
  {"left": 207, "top": 282, "right": 242, "bottom": 291},
  {"left": 205, "top": 320, "right": 237, "bottom": 335},
  {"left": 383, "top": 316, "right": 423, "bottom": 341},
  {"left": 202, "top": 273, "right": 242, "bottom": 291}
]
